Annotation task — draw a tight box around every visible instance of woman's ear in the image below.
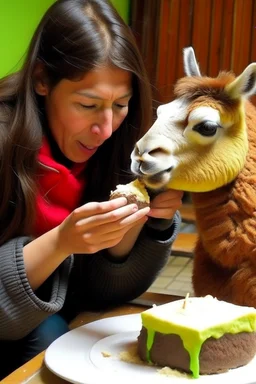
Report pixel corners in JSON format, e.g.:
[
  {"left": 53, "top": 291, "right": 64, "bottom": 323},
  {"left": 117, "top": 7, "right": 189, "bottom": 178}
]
[{"left": 33, "top": 61, "right": 49, "bottom": 96}]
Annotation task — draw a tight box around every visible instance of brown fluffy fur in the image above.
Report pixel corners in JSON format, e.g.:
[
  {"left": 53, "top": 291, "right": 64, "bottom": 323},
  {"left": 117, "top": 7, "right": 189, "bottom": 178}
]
[
  {"left": 174, "top": 72, "right": 240, "bottom": 114},
  {"left": 190, "top": 99, "right": 256, "bottom": 307}
]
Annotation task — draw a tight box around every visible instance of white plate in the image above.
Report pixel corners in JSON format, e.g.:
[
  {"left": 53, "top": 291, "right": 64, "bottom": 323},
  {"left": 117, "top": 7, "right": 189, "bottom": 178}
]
[{"left": 45, "top": 313, "right": 256, "bottom": 384}]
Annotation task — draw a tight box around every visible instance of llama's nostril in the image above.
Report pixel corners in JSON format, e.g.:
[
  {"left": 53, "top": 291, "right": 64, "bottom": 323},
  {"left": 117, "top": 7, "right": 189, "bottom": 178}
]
[{"left": 148, "top": 147, "right": 169, "bottom": 157}]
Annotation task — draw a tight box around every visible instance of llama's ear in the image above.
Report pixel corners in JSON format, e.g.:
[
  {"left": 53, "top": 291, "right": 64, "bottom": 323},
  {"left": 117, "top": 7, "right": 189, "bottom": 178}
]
[
  {"left": 183, "top": 47, "right": 201, "bottom": 77},
  {"left": 225, "top": 63, "right": 256, "bottom": 99}
]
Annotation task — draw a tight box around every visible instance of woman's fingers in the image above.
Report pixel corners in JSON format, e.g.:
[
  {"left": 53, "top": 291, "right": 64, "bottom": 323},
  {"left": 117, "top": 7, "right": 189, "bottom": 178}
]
[
  {"left": 59, "top": 200, "right": 149, "bottom": 255},
  {"left": 149, "top": 207, "right": 178, "bottom": 219},
  {"left": 80, "top": 206, "right": 150, "bottom": 236},
  {"left": 149, "top": 200, "right": 182, "bottom": 219},
  {"left": 73, "top": 197, "right": 128, "bottom": 219},
  {"left": 148, "top": 189, "right": 184, "bottom": 219},
  {"left": 74, "top": 200, "right": 150, "bottom": 231},
  {"left": 81, "top": 215, "right": 148, "bottom": 253},
  {"left": 150, "top": 191, "right": 183, "bottom": 207}
]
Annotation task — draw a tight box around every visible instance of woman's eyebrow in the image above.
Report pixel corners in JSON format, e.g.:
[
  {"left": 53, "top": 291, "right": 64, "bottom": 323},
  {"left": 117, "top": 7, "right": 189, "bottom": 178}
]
[
  {"left": 75, "top": 91, "right": 133, "bottom": 99},
  {"left": 118, "top": 92, "right": 133, "bottom": 99}
]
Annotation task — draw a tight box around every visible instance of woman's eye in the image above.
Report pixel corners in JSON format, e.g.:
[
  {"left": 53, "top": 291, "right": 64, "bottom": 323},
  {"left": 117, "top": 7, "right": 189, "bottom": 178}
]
[
  {"left": 115, "top": 104, "right": 128, "bottom": 109},
  {"left": 80, "top": 104, "right": 96, "bottom": 109}
]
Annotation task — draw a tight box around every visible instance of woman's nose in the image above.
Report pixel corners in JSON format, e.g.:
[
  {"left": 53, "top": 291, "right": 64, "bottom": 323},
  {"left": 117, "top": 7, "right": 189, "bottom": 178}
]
[{"left": 91, "top": 109, "right": 113, "bottom": 140}]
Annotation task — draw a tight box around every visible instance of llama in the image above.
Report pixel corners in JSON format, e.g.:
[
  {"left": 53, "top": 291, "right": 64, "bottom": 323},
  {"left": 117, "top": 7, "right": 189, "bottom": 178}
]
[{"left": 131, "top": 47, "right": 256, "bottom": 307}]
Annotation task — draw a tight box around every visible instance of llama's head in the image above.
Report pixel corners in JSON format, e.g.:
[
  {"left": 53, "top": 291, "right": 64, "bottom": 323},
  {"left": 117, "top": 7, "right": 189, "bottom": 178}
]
[{"left": 131, "top": 47, "right": 256, "bottom": 192}]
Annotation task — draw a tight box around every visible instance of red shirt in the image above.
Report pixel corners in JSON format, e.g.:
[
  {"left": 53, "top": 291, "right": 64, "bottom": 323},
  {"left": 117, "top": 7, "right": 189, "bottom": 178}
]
[{"left": 34, "top": 137, "right": 86, "bottom": 237}]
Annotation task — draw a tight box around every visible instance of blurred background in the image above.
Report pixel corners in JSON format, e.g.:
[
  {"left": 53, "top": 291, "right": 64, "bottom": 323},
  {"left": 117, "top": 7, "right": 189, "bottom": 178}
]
[
  {"left": 0, "top": 0, "right": 129, "bottom": 77},
  {"left": 130, "top": 0, "right": 256, "bottom": 107},
  {"left": 0, "top": 0, "right": 255, "bottom": 105}
]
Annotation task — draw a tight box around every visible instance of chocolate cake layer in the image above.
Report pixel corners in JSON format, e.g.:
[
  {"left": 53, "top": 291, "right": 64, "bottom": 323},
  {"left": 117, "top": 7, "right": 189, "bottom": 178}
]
[
  {"left": 138, "top": 327, "right": 256, "bottom": 375},
  {"left": 110, "top": 192, "right": 149, "bottom": 209}
]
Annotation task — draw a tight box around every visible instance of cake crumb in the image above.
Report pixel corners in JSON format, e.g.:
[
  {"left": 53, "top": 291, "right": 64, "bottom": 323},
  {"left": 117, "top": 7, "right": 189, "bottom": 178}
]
[
  {"left": 119, "top": 343, "right": 144, "bottom": 365},
  {"left": 101, "top": 351, "right": 111, "bottom": 358},
  {"left": 157, "top": 366, "right": 188, "bottom": 378}
]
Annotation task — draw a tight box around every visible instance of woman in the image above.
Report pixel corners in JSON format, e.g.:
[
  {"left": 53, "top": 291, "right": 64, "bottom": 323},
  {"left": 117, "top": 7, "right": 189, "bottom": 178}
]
[{"left": 0, "top": 0, "right": 183, "bottom": 378}]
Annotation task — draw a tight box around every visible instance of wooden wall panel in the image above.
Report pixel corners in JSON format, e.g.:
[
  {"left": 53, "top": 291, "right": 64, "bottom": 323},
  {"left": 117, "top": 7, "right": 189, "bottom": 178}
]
[
  {"left": 219, "top": 0, "right": 234, "bottom": 71},
  {"left": 251, "top": 0, "right": 256, "bottom": 63},
  {"left": 191, "top": 0, "right": 212, "bottom": 71},
  {"left": 176, "top": 0, "right": 193, "bottom": 79},
  {"left": 208, "top": 0, "right": 224, "bottom": 76},
  {"left": 131, "top": 0, "right": 256, "bottom": 106}
]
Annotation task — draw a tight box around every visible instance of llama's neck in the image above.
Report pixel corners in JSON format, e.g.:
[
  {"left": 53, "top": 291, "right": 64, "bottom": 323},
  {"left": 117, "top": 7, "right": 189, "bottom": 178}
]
[{"left": 191, "top": 183, "right": 233, "bottom": 219}]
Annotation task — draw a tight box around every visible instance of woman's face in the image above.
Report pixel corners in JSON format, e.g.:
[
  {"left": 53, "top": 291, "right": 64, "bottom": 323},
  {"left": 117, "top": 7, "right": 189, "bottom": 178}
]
[{"left": 37, "top": 66, "right": 132, "bottom": 163}]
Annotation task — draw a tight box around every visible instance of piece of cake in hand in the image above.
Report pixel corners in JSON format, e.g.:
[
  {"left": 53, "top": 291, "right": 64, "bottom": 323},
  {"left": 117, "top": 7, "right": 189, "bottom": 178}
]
[
  {"left": 137, "top": 295, "right": 256, "bottom": 378},
  {"left": 110, "top": 179, "right": 150, "bottom": 209}
]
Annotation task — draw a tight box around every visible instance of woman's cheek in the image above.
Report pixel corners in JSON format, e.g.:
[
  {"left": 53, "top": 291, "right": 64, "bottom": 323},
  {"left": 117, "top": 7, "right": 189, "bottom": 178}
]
[{"left": 114, "top": 112, "right": 128, "bottom": 131}]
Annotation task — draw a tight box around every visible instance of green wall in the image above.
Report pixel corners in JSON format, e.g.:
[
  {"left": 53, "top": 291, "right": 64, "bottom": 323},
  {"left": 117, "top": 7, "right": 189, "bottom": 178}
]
[
  {"left": 111, "top": 0, "right": 130, "bottom": 23},
  {"left": 0, "top": 0, "right": 130, "bottom": 79}
]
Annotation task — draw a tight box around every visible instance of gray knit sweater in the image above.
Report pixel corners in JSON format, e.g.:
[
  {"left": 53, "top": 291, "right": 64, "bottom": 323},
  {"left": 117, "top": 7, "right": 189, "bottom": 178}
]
[{"left": 0, "top": 212, "right": 181, "bottom": 340}]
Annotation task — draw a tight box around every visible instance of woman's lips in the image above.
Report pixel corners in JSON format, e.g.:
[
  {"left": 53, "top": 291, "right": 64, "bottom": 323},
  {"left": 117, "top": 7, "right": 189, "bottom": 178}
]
[{"left": 78, "top": 141, "right": 99, "bottom": 155}]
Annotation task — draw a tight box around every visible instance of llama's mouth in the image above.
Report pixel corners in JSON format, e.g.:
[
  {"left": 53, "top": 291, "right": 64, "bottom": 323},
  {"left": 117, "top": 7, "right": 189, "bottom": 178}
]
[{"left": 141, "top": 168, "right": 173, "bottom": 190}]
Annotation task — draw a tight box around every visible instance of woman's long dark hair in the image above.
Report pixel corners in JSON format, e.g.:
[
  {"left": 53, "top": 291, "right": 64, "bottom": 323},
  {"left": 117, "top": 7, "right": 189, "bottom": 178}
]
[{"left": 0, "top": 0, "right": 152, "bottom": 244}]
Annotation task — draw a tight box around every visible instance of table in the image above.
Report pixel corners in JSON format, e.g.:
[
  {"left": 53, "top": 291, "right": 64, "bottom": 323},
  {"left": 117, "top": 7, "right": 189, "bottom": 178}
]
[{"left": 1, "top": 292, "right": 180, "bottom": 384}]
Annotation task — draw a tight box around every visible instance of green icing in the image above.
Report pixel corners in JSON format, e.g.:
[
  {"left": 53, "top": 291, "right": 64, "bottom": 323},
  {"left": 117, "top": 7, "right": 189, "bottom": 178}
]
[
  {"left": 142, "top": 313, "right": 256, "bottom": 379},
  {"left": 146, "top": 329, "right": 155, "bottom": 362}
]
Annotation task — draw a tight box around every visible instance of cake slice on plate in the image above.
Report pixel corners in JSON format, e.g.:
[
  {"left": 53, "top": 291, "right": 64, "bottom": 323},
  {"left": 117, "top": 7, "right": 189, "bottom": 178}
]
[{"left": 138, "top": 295, "right": 256, "bottom": 378}]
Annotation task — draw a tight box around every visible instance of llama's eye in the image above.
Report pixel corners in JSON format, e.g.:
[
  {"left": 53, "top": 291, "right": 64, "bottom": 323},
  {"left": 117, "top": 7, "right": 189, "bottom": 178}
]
[{"left": 192, "top": 121, "right": 220, "bottom": 137}]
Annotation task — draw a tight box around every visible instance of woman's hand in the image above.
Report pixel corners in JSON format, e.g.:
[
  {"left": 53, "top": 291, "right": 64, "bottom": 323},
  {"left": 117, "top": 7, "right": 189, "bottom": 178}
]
[
  {"left": 148, "top": 189, "right": 184, "bottom": 220},
  {"left": 57, "top": 197, "right": 150, "bottom": 255},
  {"left": 24, "top": 197, "right": 149, "bottom": 290}
]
